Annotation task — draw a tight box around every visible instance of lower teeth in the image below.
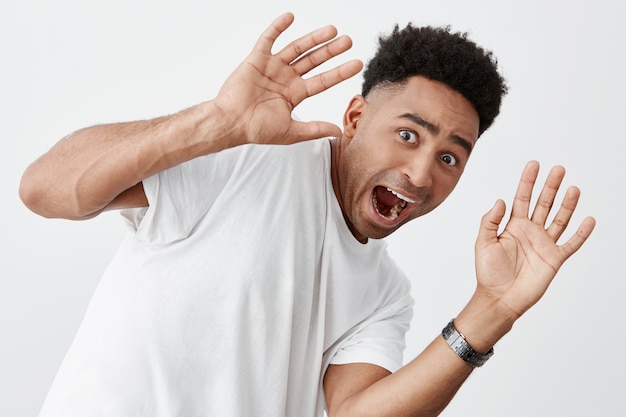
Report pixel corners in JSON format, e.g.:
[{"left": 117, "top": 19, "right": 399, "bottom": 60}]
[
  {"left": 385, "top": 207, "right": 400, "bottom": 221},
  {"left": 374, "top": 195, "right": 405, "bottom": 221}
]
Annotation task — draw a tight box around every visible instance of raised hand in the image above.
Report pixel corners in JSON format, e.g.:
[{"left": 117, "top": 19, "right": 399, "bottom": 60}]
[
  {"left": 474, "top": 161, "right": 596, "bottom": 320},
  {"left": 214, "top": 12, "right": 363, "bottom": 147}
]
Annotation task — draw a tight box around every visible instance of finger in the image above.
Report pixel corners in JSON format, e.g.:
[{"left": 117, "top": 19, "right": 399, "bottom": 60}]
[
  {"left": 557, "top": 216, "right": 596, "bottom": 262},
  {"left": 278, "top": 24, "right": 339, "bottom": 64},
  {"left": 546, "top": 185, "right": 580, "bottom": 241},
  {"left": 475, "top": 199, "right": 506, "bottom": 250},
  {"left": 253, "top": 12, "right": 295, "bottom": 54},
  {"left": 300, "top": 59, "right": 363, "bottom": 100},
  {"left": 291, "top": 34, "right": 354, "bottom": 76},
  {"left": 511, "top": 161, "right": 540, "bottom": 219},
  {"left": 530, "top": 165, "right": 565, "bottom": 226}
]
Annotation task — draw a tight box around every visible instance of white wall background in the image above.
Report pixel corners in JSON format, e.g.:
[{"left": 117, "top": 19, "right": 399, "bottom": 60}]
[{"left": 2, "top": 0, "right": 624, "bottom": 415}]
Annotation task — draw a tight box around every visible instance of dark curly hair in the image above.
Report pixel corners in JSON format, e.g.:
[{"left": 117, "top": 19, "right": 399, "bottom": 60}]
[{"left": 362, "top": 24, "right": 508, "bottom": 136}]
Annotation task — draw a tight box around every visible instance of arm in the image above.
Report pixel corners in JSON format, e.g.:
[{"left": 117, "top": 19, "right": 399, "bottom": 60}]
[
  {"left": 19, "top": 12, "right": 363, "bottom": 220},
  {"left": 324, "top": 161, "right": 596, "bottom": 417}
]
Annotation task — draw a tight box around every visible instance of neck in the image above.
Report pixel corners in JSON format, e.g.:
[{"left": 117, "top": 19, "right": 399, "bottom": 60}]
[{"left": 329, "top": 137, "right": 368, "bottom": 244}]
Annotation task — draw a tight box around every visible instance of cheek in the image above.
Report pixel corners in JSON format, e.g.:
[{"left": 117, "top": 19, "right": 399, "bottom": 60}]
[
  {"left": 434, "top": 174, "right": 462, "bottom": 200},
  {"left": 345, "top": 162, "right": 373, "bottom": 202},
  {"left": 343, "top": 144, "right": 374, "bottom": 184}
]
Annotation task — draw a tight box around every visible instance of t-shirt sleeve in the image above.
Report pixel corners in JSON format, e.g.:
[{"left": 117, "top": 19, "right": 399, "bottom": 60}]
[
  {"left": 123, "top": 146, "right": 244, "bottom": 243},
  {"left": 328, "top": 292, "right": 414, "bottom": 373}
]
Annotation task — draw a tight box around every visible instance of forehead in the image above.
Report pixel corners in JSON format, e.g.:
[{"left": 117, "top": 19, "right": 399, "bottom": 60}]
[{"left": 369, "top": 76, "right": 480, "bottom": 141}]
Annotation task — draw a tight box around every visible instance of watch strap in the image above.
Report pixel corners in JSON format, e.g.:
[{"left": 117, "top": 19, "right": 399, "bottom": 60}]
[{"left": 442, "top": 319, "right": 494, "bottom": 367}]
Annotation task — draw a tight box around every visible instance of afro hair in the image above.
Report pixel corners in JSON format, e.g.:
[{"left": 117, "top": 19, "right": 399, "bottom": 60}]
[{"left": 362, "top": 24, "right": 508, "bottom": 136}]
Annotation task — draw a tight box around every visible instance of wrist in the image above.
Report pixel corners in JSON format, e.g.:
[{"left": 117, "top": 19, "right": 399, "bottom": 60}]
[
  {"left": 454, "top": 291, "right": 517, "bottom": 354},
  {"left": 195, "top": 100, "right": 248, "bottom": 151},
  {"left": 442, "top": 319, "right": 494, "bottom": 367}
]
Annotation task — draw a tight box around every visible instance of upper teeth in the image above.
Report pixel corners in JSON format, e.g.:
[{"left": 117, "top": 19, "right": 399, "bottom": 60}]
[{"left": 387, "top": 188, "right": 416, "bottom": 204}]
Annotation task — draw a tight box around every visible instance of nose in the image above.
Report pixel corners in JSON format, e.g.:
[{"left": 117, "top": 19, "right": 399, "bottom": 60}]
[{"left": 403, "top": 153, "right": 434, "bottom": 189}]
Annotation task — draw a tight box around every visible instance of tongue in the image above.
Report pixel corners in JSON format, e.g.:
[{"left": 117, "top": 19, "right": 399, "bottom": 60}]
[{"left": 375, "top": 186, "right": 401, "bottom": 209}]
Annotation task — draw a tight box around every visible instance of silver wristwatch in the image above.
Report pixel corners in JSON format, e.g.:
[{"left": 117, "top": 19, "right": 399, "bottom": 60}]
[{"left": 442, "top": 319, "right": 494, "bottom": 367}]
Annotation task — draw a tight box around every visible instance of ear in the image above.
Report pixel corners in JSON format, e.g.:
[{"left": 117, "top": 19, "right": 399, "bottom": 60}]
[{"left": 342, "top": 95, "right": 367, "bottom": 139}]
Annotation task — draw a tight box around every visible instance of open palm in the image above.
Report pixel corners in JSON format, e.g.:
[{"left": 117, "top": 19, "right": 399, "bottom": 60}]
[
  {"left": 214, "top": 13, "right": 363, "bottom": 147},
  {"left": 474, "top": 161, "right": 596, "bottom": 319}
]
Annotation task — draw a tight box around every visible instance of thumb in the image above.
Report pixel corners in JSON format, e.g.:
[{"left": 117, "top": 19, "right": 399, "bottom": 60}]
[
  {"left": 476, "top": 199, "right": 506, "bottom": 249},
  {"left": 288, "top": 120, "right": 343, "bottom": 143}
]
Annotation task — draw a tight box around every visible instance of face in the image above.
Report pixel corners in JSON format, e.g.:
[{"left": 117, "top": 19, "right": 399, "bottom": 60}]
[{"left": 331, "top": 76, "right": 480, "bottom": 242}]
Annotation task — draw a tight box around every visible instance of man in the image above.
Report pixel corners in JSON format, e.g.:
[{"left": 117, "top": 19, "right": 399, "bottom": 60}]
[{"left": 20, "top": 12, "right": 595, "bottom": 417}]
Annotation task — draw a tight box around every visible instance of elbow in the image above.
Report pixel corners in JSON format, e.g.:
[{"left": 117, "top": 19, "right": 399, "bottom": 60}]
[
  {"left": 18, "top": 166, "right": 93, "bottom": 220},
  {"left": 19, "top": 168, "right": 59, "bottom": 218},
  {"left": 19, "top": 169, "right": 47, "bottom": 217}
]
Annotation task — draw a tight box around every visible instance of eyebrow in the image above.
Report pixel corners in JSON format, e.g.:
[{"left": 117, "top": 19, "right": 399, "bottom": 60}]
[{"left": 400, "top": 113, "right": 474, "bottom": 156}]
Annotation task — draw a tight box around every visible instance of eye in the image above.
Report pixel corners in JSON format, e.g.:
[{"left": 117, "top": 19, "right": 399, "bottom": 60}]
[
  {"left": 399, "top": 130, "right": 417, "bottom": 144},
  {"left": 441, "top": 153, "right": 458, "bottom": 166}
]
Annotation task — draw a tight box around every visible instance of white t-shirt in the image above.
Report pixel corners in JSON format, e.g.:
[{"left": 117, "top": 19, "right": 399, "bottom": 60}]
[{"left": 39, "top": 139, "right": 414, "bottom": 417}]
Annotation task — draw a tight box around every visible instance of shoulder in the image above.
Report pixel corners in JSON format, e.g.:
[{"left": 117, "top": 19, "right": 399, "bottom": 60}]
[
  {"left": 241, "top": 138, "right": 330, "bottom": 163},
  {"left": 236, "top": 139, "right": 332, "bottom": 183}
]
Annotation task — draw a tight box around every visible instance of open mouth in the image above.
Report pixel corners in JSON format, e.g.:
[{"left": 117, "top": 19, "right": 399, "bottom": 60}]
[{"left": 372, "top": 186, "right": 416, "bottom": 221}]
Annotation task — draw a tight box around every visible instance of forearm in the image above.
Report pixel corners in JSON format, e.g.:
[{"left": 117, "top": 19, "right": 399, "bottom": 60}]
[
  {"left": 329, "top": 298, "right": 515, "bottom": 417},
  {"left": 19, "top": 100, "right": 238, "bottom": 219},
  {"left": 325, "top": 334, "right": 474, "bottom": 417},
  {"left": 358, "top": 341, "right": 474, "bottom": 417}
]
